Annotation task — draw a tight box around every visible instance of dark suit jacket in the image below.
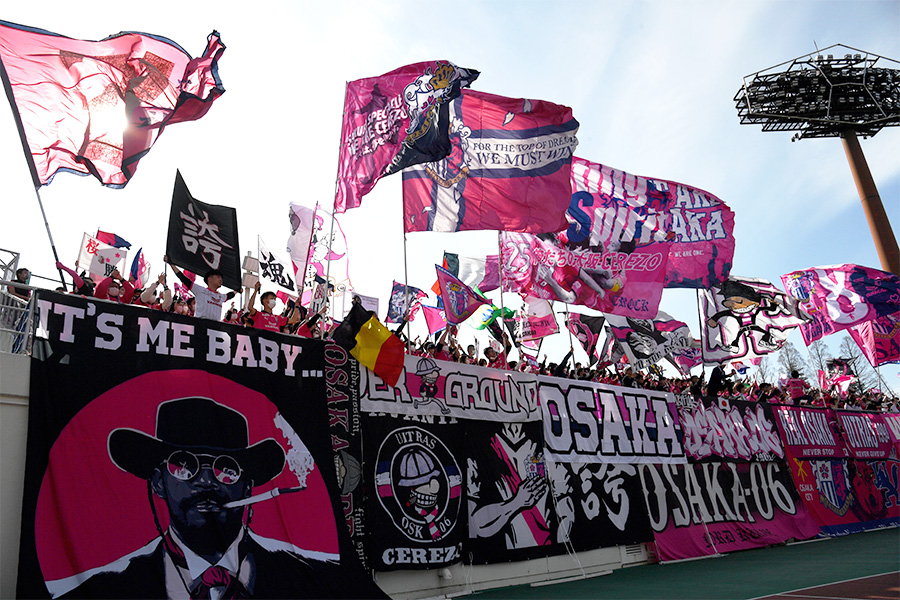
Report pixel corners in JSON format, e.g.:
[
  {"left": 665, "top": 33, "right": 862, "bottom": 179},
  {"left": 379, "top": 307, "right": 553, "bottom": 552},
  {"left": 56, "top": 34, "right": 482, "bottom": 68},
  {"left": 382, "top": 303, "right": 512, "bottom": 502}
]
[{"left": 61, "top": 534, "right": 385, "bottom": 599}]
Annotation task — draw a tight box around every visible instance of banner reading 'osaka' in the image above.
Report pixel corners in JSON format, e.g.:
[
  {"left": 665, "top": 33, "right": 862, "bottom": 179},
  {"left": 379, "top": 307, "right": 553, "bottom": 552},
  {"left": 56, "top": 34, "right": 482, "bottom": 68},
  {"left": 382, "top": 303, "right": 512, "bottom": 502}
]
[
  {"left": 363, "top": 414, "right": 465, "bottom": 571},
  {"left": 18, "top": 291, "right": 384, "bottom": 599},
  {"left": 540, "top": 378, "right": 686, "bottom": 465}
]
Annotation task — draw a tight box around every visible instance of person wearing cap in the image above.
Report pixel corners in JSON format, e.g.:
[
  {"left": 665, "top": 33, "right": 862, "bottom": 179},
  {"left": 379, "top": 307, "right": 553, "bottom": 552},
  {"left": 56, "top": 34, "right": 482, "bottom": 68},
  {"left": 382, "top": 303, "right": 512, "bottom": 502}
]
[
  {"left": 63, "top": 397, "right": 356, "bottom": 599},
  {"left": 165, "top": 255, "right": 236, "bottom": 321}
]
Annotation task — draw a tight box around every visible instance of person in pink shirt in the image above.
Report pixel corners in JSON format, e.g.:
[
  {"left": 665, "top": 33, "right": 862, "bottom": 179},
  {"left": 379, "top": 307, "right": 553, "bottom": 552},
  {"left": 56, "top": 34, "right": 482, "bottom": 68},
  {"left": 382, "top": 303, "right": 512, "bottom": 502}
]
[
  {"left": 247, "top": 281, "right": 300, "bottom": 333},
  {"left": 785, "top": 370, "right": 811, "bottom": 403},
  {"left": 94, "top": 268, "right": 135, "bottom": 304}
]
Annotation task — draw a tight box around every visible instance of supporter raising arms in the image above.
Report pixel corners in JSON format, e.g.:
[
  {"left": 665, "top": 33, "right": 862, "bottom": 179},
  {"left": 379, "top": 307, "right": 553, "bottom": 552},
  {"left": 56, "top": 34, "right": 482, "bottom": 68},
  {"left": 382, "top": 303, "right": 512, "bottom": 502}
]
[
  {"left": 165, "top": 255, "right": 236, "bottom": 320},
  {"left": 94, "top": 268, "right": 135, "bottom": 304},
  {"left": 247, "top": 281, "right": 300, "bottom": 332},
  {"left": 137, "top": 273, "right": 173, "bottom": 311}
]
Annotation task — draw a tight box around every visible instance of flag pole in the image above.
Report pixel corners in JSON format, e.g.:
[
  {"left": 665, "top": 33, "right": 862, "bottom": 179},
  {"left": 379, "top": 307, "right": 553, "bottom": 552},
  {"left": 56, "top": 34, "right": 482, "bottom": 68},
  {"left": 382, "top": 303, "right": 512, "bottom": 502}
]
[
  {"left": 401, "top": 233, "right": 413, "bottom": 349},
  {"left": 0, "top": 56, "right": 67, "bottom": 291},
  {"left": 696, "top": 289, "right": 706, "bottom": 381},
  {"left": 34, "top": 187, "right": 67, "bottom": 291},
  {"left": 324, "top": 82, "right": 350, "bottom": 339}
]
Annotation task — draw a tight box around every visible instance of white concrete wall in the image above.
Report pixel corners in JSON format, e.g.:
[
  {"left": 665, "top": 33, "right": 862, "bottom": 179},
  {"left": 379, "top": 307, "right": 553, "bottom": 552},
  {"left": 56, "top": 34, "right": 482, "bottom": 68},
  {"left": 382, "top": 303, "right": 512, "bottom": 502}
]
[{"left": 1, "top": 353, "right": 29, "bottom": 599}]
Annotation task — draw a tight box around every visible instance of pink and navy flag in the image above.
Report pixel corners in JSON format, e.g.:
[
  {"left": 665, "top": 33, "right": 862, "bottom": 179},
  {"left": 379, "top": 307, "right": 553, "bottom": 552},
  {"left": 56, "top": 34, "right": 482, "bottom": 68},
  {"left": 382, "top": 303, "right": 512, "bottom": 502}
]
[
  {"left": 96, "top": 230, "right": 131, "bottom": 250},
  {"left": 566, "top": 157, "right": 734, "bottom": 289},
  {"left": 0, "top": 21, "right": 225, "bottom": 188},
  {"left": 385, "top": 281, "right": 427, "bottom": 324},
  {"left": 849, "top": 313, "right": 900, "bottom": 367},
  {"left": 435, "top": 264, "right": 491, "bottom": 325},
  {"left": 566, "top": 313, "right": 606, "bottom": 365},
  {"left": 700, "top": 277, "right": 809, "bottom": 364},
  {"left": 334, "top": 61, "right": 478, "bottom": 213},
  {"left": 781, "top": 264, "right": 900, "bottom": 345},
  {"left": 127, "top": 248, "right": 150, "bottom": 287},
  {"left": 403, "top": 89, "right": 578, "bottom": 233}
]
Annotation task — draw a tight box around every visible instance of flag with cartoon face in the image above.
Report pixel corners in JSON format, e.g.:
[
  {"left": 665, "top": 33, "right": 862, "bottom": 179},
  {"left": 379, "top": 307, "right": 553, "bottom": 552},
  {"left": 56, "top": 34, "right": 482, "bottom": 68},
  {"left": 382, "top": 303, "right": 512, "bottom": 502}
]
[
  {"left": 700, "top": 277, "right": 809, "bottom": 364},
  {"left": 363, "top": 414, "right": 465, "bottom": 571}
]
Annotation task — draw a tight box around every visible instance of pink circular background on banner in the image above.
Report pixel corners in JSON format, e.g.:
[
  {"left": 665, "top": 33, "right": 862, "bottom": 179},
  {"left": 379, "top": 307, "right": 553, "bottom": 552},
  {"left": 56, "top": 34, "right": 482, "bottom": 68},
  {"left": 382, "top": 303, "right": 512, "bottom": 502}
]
[{"left": 35, "top": 370, "right": 338, "bottom": 583}]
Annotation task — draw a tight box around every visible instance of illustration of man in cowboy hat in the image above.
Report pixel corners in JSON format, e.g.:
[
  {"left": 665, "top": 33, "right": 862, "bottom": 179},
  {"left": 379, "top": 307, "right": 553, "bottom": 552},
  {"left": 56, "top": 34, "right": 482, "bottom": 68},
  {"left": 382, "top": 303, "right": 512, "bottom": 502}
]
[{"left": 63, "top": 397, "right": 362, "bottom": 599}]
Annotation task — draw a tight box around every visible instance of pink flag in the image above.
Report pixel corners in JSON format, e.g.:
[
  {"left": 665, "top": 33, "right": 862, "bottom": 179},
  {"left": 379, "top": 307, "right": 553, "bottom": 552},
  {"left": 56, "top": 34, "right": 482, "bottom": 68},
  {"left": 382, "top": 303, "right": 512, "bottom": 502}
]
[
  {"left": 0, "top": 21, "right": 225, "bottom": 188},
  {"left": 781, "top": 264, "right": 900, "bottom": 344},
  {"left": 500, "top": 230, "right": 667, "bottom": 318},
  {"left": 334, "top": 61, "right": 478, "bottom": 213},
  {"left": 521, "top": 296, "right": 558, "bottom": 341},
  {"left": 421, "top": 305, "right": 448, "bottom": 335},
  {"left": 849, "top": 313, "right": 900, "bottom": 367},
  {"left": 403, "top": 89, "right": 578, "bottom": 233},
  {"left": 567, "top": 157, "right": 734, "bottom": 289},
  {"left": 435, "top": 264, "right": 490, "bottom": 324}
]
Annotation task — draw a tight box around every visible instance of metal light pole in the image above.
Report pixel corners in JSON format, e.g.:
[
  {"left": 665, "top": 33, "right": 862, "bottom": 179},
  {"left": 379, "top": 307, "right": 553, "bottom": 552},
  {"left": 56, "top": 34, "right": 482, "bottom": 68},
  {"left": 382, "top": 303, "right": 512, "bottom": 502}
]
[{"left": 734, "top": 45, "right": 900, "bottom": 275}]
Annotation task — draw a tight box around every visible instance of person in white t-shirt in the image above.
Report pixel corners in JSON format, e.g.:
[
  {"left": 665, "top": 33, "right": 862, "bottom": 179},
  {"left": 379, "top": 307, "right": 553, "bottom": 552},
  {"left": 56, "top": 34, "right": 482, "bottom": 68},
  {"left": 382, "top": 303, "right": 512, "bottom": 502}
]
[{"left": 164, "top": 255, "right": 236, "bottom": 320}]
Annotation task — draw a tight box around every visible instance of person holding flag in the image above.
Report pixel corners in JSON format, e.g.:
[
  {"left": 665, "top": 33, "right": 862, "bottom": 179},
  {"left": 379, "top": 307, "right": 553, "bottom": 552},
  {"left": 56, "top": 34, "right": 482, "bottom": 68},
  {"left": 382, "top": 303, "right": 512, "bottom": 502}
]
[{"left": 164, "top": 255, "right": 236, "bottom": 321}]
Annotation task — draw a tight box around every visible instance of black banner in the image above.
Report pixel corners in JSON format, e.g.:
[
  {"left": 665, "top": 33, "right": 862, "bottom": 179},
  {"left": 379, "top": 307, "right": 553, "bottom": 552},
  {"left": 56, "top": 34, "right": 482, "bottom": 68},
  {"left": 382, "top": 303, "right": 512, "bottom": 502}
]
[
  {"left": 18, "top": 291, "right": 384, "bottom": 598},
  {"left": 465, "top": 421, "right": 563, "bottom": 564},
  {"left": 363, "top": 414, "right": 465, "bottom": 570},
  {"left": 166, "top": 170, "right": 242, "bottom": 290},
  {"left": 548, "top": 461, "right": 653, "bottom": 551}
]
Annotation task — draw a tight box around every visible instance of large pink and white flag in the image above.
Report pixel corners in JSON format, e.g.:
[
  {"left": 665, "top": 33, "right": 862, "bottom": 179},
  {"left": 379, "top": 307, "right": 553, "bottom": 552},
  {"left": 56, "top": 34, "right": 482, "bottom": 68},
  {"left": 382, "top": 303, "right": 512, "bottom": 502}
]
[
  {"left": 334, "top": 61, "right": 478, "bottom": 213},
  {"left": 781, "top": 264, "right": 900, "bottom": 344},
  {"left": 0, "top": 21, "right": 225, "bottom": 188},
  {"left": 403, "top": 89, "right": 578, "bottom": 233},
  {"left": 76, "top": 233, "right": 127, "bottom": 279},
  {"left": 567, "top": 157, "right": 734, "bottom": 289},
  {"left": 500, "top": 230, "right": 667, "bottom": 318},
  {"left": 520, "top": 296, "right": 558, "bottom": 341},
  {"left": 849, "top": 313, "right": 900, "bottom": 367},
  {"left": 700, "top": 277, "right": 809, "bottom": 364},
  {"left": 286, "top": 203, "right": 316, "bottom": 293}
]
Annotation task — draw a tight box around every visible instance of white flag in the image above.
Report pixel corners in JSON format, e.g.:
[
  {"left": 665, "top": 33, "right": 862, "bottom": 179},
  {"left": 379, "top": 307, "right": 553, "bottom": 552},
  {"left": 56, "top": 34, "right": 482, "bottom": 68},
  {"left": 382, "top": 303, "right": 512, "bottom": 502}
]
[
  {"left": 77, "top": 233, "right": 127, "bottom": 280},
  {"left": 258, "top": 236, "right": 296, "bottom": 292},
  {"left": 286, "top": 203, "right": 316, "bottom": 292}
]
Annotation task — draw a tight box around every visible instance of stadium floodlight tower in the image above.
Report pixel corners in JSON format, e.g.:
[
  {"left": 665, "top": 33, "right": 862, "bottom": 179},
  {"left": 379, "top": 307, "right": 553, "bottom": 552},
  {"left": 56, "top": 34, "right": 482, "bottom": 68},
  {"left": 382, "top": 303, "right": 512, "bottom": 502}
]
[{"left": 734, "top": 44, "right": 900, "bottom": 275}]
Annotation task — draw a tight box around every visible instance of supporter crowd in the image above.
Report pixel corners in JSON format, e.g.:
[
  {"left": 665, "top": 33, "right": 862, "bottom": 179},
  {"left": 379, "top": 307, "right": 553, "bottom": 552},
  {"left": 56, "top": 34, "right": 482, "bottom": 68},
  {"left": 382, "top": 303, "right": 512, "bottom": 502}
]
[{"left": 8, "top": 260, "right": 899, "bottom": 414}]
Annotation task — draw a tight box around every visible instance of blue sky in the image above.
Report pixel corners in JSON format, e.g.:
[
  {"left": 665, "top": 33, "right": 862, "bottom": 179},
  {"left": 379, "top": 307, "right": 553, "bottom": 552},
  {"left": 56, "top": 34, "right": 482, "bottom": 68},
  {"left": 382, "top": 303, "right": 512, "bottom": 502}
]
[{"left": 1, "top": 0, "right": 898, "bottom": 388}]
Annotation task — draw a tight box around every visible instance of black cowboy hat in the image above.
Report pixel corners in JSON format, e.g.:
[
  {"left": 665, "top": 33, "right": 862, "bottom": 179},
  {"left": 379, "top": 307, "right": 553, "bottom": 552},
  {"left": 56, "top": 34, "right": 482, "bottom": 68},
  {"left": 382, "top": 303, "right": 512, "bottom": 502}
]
[{"left": 108, "top": 397, "right": 285, "bottom": 485}]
